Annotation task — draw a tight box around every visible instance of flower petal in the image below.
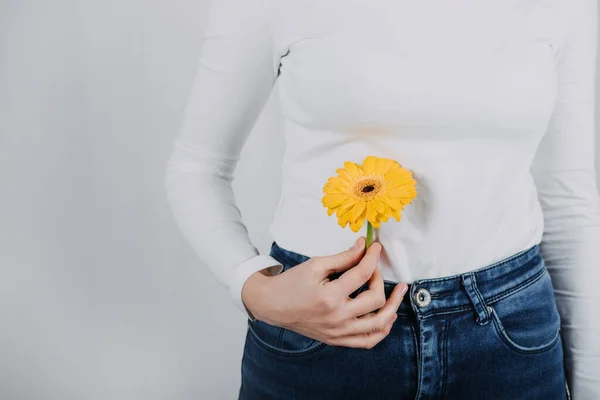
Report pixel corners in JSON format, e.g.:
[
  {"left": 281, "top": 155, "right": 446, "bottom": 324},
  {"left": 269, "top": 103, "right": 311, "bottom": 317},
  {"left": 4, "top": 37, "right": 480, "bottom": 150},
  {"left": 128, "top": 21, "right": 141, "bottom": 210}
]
[
  {"left": 387, "top": 187, "right": 418, "bottom": 204},
  {"left": 338, "top": 206, "right": 354, "bottom": 228},
  {"left": 374, "top": 158, "right": 396, "bottom": 175},
  {"left": 392, "top": 207, "right": 402, "bottom": 222},
  {"left": 380, "top": 201, "right": 392, "bottom": 221},
  {"left": 380, "top": 194, "right": 403, "bottom": 211},
  {"left": 351, "top": 200, "right": 367, "bottom": 222},
  {"left": 349, "top": 207, "right": 366, "bottom": 232},
  {"left": 323, "top": 185, "right": 348, "bottom": 195},
  {"left": 335, "top": 168, "right": 355, "bottom": 184},
  {"left": 361, "top": 155, "right": 378, "bottom": 174},
  {"left": 336, "top": 199, "right": 356, "bottom": 217},
  {"left": 371, "top": 198, "right": 386, "bottom": 214},
  {"left": 366, "top": 201, "right": 378, "bottom": 225},
  {"left": 324, "top": 176, "right": 351, "bottom": 189},
  {"left": 343, "top": 161, "right": 364, "bottom": 179},
  {"left": 322, "top": 193, "right": 347, "bottom": 208}
]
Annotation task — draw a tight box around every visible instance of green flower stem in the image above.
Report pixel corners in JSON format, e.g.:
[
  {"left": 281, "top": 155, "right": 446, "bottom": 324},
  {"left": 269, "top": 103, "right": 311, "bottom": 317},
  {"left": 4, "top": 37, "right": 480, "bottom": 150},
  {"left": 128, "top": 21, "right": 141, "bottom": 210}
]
[{"left": 366, "top": 221, "right": 374, "bottom": 251}]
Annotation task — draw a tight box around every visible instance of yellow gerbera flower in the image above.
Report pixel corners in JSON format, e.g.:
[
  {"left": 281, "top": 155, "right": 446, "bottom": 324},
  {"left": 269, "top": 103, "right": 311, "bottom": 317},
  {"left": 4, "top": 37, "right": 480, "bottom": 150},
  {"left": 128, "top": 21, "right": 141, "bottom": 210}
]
[{"left": 322, "top": 155, "right": 417, "bottom": 247}]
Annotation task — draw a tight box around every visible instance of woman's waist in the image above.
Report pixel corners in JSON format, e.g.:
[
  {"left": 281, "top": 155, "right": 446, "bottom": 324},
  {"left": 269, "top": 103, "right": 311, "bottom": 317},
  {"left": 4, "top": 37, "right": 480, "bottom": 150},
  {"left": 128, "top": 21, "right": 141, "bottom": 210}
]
[
  {"left": 270, "top": 236, "right": 545, "bottom": 318},
  {"left": 269, "top": 201, "right": 543, "bottom": 284}
]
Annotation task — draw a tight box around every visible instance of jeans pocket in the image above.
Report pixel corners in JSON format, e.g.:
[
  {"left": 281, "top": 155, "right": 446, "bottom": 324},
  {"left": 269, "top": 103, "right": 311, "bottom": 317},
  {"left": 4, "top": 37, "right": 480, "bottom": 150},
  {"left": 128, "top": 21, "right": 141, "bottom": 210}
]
[
  {"left": 247, "top": 319, "right": 329, "bottom": 357},
  {"left": 251, "top": 245, "right": 329, "bottom": 357},
  {"left": 487, "top": 267, "right": 561, "bottom": 354}
]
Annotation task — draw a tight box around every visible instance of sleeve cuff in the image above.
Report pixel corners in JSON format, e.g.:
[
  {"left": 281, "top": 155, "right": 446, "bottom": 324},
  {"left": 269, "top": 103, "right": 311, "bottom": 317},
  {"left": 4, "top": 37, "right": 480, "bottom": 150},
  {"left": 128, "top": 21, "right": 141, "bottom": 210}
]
[{"left": 228, "top": 254, "right": 284, "bottom": 321}]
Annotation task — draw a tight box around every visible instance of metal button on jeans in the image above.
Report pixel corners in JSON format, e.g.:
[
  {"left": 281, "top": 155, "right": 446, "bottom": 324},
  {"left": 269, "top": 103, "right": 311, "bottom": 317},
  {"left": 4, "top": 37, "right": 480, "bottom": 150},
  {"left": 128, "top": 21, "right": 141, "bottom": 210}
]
[{"left": 414, "top": 287, "right": 431, "bottom": 307}]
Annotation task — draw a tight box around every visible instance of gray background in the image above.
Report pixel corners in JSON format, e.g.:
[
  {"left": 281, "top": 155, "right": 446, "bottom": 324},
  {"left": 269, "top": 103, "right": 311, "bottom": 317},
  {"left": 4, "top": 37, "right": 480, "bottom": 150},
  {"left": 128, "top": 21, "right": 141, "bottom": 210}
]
[{"left": 1, "top": 1, "right": 599, "bottom": 399}]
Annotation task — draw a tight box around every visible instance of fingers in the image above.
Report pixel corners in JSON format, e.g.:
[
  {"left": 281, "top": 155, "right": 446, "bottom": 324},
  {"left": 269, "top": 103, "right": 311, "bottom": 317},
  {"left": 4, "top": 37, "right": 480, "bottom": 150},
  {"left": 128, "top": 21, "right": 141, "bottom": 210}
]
[
  {"left": 327, "top": 315, "right": 397, "bottom": 349},
  {"left": 344, "top": 266, "right": 386, "bottom": 317},
  {"left": 330, "top": 242, "right": 382, "bottom": 297},
  {"left": 318, "top": 236, "right": 366, "bottom": 276},
  {"left": 334, "top": 282, "right": 408, "bottom": 338}
]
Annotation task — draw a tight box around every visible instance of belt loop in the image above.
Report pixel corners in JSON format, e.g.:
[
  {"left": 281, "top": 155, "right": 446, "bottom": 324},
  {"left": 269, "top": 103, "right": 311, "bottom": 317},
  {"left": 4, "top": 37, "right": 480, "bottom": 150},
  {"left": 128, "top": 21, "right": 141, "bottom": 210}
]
[{"left": 461, "top": 273, "right": 491, "bottom": 325}]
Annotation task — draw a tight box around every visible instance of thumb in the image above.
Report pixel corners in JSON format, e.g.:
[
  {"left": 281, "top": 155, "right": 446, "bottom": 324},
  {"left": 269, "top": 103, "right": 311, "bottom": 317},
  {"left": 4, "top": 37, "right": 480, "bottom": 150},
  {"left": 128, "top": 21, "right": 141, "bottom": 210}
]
[{"left": 319, "top": 236, "right": 366, "bottom": 275}]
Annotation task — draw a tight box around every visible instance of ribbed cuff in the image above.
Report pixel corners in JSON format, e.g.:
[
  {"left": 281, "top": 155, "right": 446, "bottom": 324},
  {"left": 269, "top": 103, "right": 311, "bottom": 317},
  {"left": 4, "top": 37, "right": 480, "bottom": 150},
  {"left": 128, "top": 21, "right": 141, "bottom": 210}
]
[{"left": 229, "top": 254, "right": 283, "bottom": 321}]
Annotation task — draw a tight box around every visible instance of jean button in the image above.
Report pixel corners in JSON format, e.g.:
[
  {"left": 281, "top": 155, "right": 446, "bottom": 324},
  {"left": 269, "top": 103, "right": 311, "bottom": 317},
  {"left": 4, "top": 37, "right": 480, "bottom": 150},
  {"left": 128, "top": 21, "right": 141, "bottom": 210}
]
[{"left": 413, "top": 287, "right": 431, "bottom": 307}]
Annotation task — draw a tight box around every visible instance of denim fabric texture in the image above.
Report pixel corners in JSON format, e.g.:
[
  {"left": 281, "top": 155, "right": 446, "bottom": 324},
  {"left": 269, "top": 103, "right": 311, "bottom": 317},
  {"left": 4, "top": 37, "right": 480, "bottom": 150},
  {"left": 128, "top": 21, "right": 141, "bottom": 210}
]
[{"left": 239, "top": 241, "right": 570, "bottom": 400}]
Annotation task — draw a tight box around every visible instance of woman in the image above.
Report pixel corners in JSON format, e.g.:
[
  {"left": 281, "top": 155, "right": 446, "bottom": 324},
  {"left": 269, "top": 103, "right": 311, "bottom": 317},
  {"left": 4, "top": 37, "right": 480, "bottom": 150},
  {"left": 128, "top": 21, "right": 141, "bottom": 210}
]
[{"left": 164, "top": 0, "right": 600, "bottom": 398}]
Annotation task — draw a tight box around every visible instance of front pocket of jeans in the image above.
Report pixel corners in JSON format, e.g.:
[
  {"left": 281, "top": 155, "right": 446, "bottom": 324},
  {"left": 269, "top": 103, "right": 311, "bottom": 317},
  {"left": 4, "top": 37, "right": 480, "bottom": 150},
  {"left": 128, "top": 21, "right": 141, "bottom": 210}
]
[
  {"left": 487, "top": 267, "right": 561, "bottom": 354},
  {"left": 247, "top": 319, "right": 329, "bottom": 357},
  {"left": 248, "top": 246, "right": 329, "bottom": 357}
]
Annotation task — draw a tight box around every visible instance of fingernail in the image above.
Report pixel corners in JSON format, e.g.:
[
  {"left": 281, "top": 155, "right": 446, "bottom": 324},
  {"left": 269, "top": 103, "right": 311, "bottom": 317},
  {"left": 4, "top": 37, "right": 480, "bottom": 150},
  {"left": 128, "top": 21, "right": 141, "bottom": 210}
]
[
  {"left": 350, "top": 237, "right": 362, "bottom": 250},
  {"left": 400, "top": 284, "right": 408, "bottom": 296}
]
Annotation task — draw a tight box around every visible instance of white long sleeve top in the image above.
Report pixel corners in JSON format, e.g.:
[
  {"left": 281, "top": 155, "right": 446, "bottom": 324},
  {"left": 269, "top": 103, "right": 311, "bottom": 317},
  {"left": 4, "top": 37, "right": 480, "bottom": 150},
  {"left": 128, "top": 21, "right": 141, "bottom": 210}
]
[{"left": 164, "top": 0, "right": 600, "bottom": 397}]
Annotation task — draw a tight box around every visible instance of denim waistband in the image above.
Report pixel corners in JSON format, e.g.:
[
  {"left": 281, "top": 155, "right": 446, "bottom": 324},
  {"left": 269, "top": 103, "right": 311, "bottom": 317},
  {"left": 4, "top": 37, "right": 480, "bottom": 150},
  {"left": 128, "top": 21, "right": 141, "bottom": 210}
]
[{"left": 270, "top": 241, "right": 544, "bottom": 322}]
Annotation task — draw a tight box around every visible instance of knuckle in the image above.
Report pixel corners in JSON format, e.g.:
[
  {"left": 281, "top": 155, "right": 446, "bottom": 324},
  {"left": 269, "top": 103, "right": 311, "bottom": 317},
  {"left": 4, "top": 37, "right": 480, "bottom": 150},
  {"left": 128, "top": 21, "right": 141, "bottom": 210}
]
[
  {"left": 328, "top": 312, "right": 345, "bottom": 328},
  {"left": 322, "top": 315, "right": 340, "bottom": 331},
  {"left": 342, "top": 249, "right": 354, "bottom": 260},
  {"left": 363, "top": 337, "right": 375, "bottom": 350},
  {"left": 371, "top": 322, "right": 383, "bottom": 334},
  {"left": 385, "top": 319, "right": 394, "bottom": 334},
  {"left": 321, "top": 323, "right": 337, "bottom": 339},
  {"left": 371, "top": 314, "right": 393, "bottom": 335},
  {"left": 324, "top": 324, "right": 340, "bottom": 338},
  {"left": 359, "top": 268, "right": 372, "bottom": 283},
  {"left": 376, "top": 295, "right": 387, "bottom": 309},
  {"left": 315, "top": 295, "right": 327, "bottom": 308},
  {"left": 318, "top": 293, "right": 336, "bottom": 310},
  {"left": 326, "top": 295, "right": 340, "bottom": 311},
  {"left": 320, "top": 326, "right": 335, "bottom": 339},
  {"left": 369, "top": 334, "right": 383, "bottom": 349}
]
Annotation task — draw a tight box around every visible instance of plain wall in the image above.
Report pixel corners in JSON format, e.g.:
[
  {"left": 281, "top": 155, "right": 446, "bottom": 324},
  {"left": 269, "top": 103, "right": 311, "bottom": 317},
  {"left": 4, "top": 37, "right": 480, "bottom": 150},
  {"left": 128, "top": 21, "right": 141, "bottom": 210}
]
[{"left": 1, "top": 1, "right": 599, "bottom": 399}]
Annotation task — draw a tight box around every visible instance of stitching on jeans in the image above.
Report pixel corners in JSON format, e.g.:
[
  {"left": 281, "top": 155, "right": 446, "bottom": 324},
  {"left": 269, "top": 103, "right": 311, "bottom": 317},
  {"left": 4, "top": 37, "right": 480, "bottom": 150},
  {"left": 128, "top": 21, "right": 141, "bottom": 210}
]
[
  {"left": 418, "top": 266, "right": 547, "bottom": 319},
  {"left": 414, "top": 318, "right": 424, "bottom": 399},
  {"left": 441, "top": 318, "right": 449, "bottom": 400},
  {"left": 484, "top": 267, "right": 547, "bottom": 306},
  {"left": 247, "top": 323, "right": 329, "bottom": 357},
  {"left": 470, "top": 275, "right": 491, "bottom": 322},
  {"left": 277, "top": 326, "right": 285, "bottom": 349},
  {"left": 399, "top": 245, "right": 538, "bottom": 285},
  {"left": 488, "top": 306, "right": 561, "bottom": 354}
]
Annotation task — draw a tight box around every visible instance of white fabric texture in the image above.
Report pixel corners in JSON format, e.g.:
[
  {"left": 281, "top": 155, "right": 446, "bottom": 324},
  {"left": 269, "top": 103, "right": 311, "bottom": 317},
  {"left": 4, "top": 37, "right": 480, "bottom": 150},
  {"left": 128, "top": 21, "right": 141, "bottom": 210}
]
[{"left": 163, "top": 0, "right": 600, "bottom": 396}]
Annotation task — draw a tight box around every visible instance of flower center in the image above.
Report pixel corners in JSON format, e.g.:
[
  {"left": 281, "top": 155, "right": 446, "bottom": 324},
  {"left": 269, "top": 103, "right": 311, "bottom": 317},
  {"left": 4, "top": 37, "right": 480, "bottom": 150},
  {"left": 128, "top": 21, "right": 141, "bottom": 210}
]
[
  {"left": 353, "top": 177, "right": 383, "bottom": 200},
  {"left": 362, "top": 185, "right": 375, "bottom": 193}
]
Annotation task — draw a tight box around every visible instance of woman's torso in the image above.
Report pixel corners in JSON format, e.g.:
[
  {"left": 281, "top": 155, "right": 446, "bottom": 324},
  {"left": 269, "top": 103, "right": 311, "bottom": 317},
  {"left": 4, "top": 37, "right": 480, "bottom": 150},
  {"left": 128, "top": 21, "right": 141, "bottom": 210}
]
[{"left": 266, "top": 0, "right": 570, "bottom": 283}]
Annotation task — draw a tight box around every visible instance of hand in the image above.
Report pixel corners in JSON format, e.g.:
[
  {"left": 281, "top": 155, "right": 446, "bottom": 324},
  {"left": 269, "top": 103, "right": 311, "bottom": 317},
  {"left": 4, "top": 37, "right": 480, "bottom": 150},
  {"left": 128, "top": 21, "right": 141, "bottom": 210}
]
[{"left": 241, "top": 236, "right": 409, "bottom": 349}]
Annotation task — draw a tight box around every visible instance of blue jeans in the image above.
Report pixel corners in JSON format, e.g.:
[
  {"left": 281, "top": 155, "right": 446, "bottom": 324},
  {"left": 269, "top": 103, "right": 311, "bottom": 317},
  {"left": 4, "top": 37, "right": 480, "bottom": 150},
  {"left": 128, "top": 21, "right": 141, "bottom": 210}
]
[{"left": 239, "top": 241, "right": 570, "bottom": 400}]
